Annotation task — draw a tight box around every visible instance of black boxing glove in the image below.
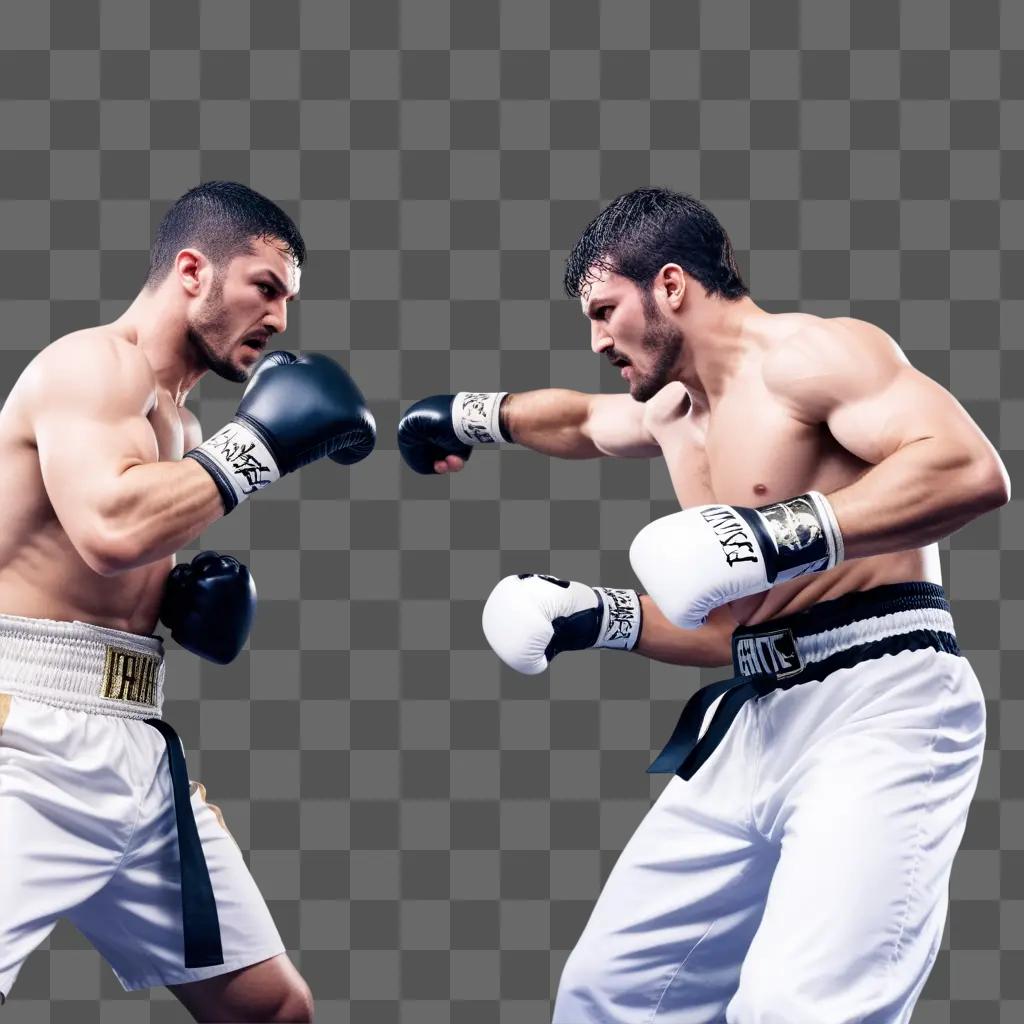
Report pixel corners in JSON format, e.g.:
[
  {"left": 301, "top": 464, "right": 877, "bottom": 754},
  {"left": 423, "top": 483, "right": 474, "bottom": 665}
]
[
  {"left": 185, "top": 351, "right": 377, "bottom": 511},
  {"left": 397, "top": 391, "right": 510, "bottom": 475},
  {"left": 159, "top": 551, "right": 257, "bottom": 665}
]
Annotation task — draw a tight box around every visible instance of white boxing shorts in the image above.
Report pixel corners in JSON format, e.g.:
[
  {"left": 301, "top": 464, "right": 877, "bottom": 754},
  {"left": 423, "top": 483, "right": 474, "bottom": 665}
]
[
  {"left": 0, "top": 614, "right": 285, "bottom": 1001},
  {"left": 554, "top": 583, "right": 986, "bottom": 1024}
]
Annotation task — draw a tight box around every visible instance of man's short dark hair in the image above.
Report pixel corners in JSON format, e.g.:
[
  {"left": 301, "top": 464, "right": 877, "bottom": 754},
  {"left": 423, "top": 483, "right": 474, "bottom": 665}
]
[
  {"left": 145, "top": 181, "right": 306, "bottom": 287},
  {"left": 564, "top": 188, "right": 748, "bottom": 301}
]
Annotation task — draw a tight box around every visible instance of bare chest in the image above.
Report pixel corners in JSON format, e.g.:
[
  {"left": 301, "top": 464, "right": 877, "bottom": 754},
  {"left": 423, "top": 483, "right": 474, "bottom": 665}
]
[{"left": 657, "top": 393, "right": 865, "bottom": 509}]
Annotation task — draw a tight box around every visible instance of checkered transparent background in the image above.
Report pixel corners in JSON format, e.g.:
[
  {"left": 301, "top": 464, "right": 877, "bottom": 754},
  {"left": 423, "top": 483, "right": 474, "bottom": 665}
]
[{"left": 0, "top": 1, "right": 1021, "bottom": 1020}]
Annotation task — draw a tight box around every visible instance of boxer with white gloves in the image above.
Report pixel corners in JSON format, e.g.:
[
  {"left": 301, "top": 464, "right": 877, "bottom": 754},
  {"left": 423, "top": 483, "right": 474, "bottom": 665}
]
[
  {"left": 400, "top": 188, "right": 1009, "bottom": 1023},
  {"left": 0, "top": 183, "right": 375, "bottom": 1021}
]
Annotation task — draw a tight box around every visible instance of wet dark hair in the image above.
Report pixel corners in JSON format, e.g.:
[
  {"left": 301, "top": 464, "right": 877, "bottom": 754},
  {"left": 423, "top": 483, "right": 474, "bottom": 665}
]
[
  {"left": 564, "top": 188, "right": 748, "bottom": 301},
  {"left": 145, "top": 181, "right": 306, "bottom": 287}
]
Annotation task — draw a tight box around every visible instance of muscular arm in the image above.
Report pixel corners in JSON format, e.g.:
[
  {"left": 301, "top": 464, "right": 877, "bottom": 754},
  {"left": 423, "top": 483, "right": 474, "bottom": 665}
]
[
  {"left": 501, "top": 390, "right": 662, "bottom": 459},
  {"left": 27, "top": 334, "right": 225, "bottom": 576},
  {"left": 766, "top": 319, "right": 1010, "bottom": 556}
]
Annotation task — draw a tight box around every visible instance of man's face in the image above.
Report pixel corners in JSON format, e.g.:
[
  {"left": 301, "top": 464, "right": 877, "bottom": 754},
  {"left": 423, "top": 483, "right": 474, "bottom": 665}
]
[
  {"left": 187, "top": 237, "right": 301, "bottom": 383},
  {"left": 580, "top": 269, "right": 682, "bottom": 403}
]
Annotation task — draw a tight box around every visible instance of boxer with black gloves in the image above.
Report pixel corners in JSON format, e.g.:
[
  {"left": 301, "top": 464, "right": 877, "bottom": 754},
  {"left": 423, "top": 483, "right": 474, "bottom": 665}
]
[{"left": 0, "top": 183, "right": 358, "bottom": 1020}]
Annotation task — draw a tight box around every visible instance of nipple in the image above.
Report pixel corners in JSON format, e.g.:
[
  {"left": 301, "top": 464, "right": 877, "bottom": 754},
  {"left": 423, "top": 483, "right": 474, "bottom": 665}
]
[{"left": 753, "top": 483, "right": 768, "bottom": 497}]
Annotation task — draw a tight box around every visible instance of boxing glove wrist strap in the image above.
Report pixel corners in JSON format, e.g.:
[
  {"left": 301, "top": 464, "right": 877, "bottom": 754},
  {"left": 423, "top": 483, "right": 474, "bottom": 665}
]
[
  {"left": 185, "top": 421, "right": 281, "bottom": 513},
  {"left": 593, "top": 587, "right": 642, "bottom": 651},
  {"left": 739, "top": 491, "right": 844, "bottom": 584},
  {"left": 451, "top": 392, "right": 510, "bottom": 445}
]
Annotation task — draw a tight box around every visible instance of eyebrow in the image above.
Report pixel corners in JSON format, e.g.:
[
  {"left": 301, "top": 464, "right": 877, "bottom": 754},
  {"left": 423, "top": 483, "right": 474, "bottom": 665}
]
[
  {"left": 258, "top": 270, "right": 299, "bottom": 301},
  {"left": 583, "top": 297, "right": 612, "bottom": 318}
]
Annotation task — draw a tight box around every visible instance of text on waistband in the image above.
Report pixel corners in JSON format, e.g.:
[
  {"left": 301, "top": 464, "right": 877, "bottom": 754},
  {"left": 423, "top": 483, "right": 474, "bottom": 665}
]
[
  {"left": 101, "top": 646, "right": 159, "bottom": 707},
  {"left": 734, "top": 629, "right": 803, "bottom": 678}
]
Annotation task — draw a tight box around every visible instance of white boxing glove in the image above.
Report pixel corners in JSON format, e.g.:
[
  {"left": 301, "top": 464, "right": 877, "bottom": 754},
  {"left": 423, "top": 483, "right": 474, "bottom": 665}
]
[
  {"left": 629, "top": 492, "right": 844, "bottom": 630},
  {"left": 482, "top": 574, "right": 642, "bottom": 675}
]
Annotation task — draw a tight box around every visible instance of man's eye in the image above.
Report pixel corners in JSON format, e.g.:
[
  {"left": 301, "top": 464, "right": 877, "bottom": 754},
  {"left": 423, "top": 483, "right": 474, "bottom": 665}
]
[
  {"left": 598, "top": 306, "right": 612, "bottom": 320},
  {"left": 258, "top": 283, "right": 273, "bottom": 296}
]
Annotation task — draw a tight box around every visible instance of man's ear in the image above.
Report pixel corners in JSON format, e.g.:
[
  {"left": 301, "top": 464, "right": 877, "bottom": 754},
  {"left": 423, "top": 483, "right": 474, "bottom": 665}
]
[
  {"left": 658, "top": 264, "right": 686, "bottom": 312},
  {"left": 175, "top": 249, "right": 208, "bottom": 298}
]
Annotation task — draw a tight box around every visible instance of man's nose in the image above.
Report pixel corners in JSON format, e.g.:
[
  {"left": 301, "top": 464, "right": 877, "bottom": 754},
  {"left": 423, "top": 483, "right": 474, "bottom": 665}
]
[
  {"left": 266, "top": 299, "right": 287, "bottom": 334},
  {"left": 591, "top": 324, "right": 612, "bottom": 355}
]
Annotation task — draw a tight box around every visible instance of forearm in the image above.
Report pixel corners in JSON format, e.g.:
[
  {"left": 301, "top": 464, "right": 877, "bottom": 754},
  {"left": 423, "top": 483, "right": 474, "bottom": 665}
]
[
  {"left": 500, "top": 390, "right": 601, "bottom": 458},
  {"left": 828, "top": 439, "right": 1009, "bottom": 559},
  {"left": 91, "top": 459, "right": 226, "bottom": 574},
  {"left": 634, "top": 599, "right": 735, "bottom": 667}
]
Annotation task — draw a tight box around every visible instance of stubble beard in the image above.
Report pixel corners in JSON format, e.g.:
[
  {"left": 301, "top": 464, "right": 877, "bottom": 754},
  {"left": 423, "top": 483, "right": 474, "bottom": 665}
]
[
  {"left": 629, "top": 290, "right": 683, "bottom": 403},
  {"left": 186, "top": 274, "right": 250, "bottom": 384}
]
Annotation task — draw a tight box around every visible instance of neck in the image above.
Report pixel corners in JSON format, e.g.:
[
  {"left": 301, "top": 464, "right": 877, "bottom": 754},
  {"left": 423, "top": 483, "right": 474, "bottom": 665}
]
[
  {"left": 674, "top": 295, "right": 766, "bottom": 408},
  {"left": 114, "top": 286, "right": 206, "bottom": 405}
]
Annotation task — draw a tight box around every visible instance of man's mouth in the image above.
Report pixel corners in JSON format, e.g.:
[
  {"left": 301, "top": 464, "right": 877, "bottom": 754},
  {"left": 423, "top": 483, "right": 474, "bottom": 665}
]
[{"left": 242, "top": 335, "right": 269, "bottom": 351}]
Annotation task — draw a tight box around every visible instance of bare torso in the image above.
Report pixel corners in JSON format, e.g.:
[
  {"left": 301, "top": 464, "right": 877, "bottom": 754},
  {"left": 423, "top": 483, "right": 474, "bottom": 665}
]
[
  {"left": 0, "top": 328, "right": 187, "bottom": 633},
  {"left": 645, "top": 313, "right": 940, "bottom": 626}
]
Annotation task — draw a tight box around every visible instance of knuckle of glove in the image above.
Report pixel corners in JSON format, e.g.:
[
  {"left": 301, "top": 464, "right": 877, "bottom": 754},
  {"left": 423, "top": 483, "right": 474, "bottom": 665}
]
[
  {"left": 166, "top": 563, "right": 193, "bottom": 587},
  {"left": 482, "top": 576, "right": 553, "bottom": 675},
  {"left": 196, "top": 551, "right": 239, "bottom": 576},
  {"left": 191, "top": 550, "right": 223, "bottom": 571},
  {"left": 629, "top": 514, "right": 706, "bottom": 630}
]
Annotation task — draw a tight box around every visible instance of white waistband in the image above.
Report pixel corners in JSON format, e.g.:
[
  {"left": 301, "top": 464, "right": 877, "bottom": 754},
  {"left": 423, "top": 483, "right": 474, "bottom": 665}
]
[
  {"left": 796, "top": 607, "right": 956, "bottom": 665},
  {"left": 0, "top": 613, "right": 165, "bottom": 719}
]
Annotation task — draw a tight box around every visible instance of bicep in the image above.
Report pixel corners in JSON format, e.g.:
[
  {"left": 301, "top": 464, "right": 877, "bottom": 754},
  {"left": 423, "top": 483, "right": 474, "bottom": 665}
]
[{"left": 582, "top": 393, "right": 662, "bottom": 458}]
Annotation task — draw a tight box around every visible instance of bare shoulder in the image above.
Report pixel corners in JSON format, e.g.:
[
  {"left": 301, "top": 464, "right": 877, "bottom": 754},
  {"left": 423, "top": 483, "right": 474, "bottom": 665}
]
[
  {"left": 21, "top": 328, "right": 156, "bottom": 413},
  {"left": 761, "top": 314, "right": 910, "bottom": 421}
]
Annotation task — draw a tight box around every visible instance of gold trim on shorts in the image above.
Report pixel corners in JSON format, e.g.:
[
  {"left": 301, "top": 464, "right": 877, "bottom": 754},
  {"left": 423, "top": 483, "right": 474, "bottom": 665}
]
[{"left": 190, "top": 781, "right": 238, "bottom": 846}]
